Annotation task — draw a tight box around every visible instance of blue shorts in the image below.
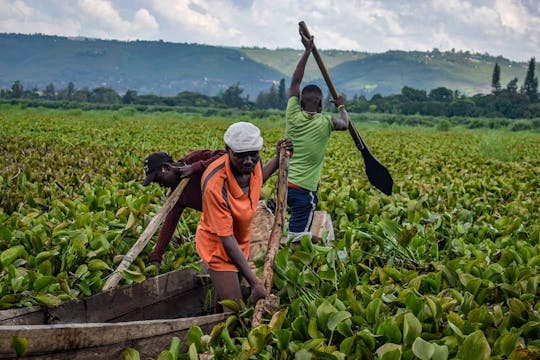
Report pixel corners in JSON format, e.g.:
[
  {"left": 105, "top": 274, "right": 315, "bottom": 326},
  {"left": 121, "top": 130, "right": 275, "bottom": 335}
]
[{"left": 287, "top": 186, "right": 318, "bottom": 241}]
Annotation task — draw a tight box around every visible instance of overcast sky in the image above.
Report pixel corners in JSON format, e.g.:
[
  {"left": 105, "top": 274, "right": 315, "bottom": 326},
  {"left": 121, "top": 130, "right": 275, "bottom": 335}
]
[{"left": 1, "top": 0, "right": 539, "bottom": 62}]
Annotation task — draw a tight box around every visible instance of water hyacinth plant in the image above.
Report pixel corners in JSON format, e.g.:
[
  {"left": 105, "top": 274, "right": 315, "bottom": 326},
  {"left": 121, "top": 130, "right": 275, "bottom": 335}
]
[{"left": 0, "top": 104, "right": 539, "bottom": 358}]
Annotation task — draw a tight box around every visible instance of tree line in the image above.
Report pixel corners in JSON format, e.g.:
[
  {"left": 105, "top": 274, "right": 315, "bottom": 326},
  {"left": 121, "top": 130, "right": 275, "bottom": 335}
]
[{"left": 1, "top": 58, "right": 537, "bottom": 119}]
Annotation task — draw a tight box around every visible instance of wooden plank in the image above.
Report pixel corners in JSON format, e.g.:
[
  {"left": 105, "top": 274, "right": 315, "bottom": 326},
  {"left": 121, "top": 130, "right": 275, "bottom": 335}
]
[
  {"left": 310, "top": 211, "right": 334, "bottom": 241},
  {"left": 0, "top": 306, "right": 45, "bottom": 325},
  {"left": 52, "top": 267, "right": 202, "bottom": 323},
  {"left": 0, "top": 267, "right": 207, "bottom": 325},
  {"left": 110, "top": 284, "right": 214, "bottom": 322},
  {"left": 0, "top": 313, "right": 228, "bottom": 358},
  {"left": 1, "top": 319, "right": 222, "bottom": 360}
]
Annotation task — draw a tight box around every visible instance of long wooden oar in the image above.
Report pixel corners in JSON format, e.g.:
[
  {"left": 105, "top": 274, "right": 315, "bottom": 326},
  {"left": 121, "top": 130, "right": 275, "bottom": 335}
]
[
  {"left": 298, "top": 21, "right": 394, "bottom": 196},
  {"left": 252, "top": 146, "right": 290, "bottom": 327},
  {"left": 103, "top": 178, "right": 190, "bottom": 291}
]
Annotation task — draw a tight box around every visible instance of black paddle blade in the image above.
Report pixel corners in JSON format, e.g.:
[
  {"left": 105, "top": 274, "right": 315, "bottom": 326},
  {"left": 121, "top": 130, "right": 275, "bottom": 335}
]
[{"left": 361, "top": 148, "right": 393, "bottom": 195}]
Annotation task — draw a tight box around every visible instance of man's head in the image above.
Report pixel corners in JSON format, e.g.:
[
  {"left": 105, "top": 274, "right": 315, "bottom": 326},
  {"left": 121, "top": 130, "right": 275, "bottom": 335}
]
[
  {"left": 223, "top": 122, "right": 263, "bottom": 175},
  {"left": 300, "top": 84, "right": 323, "bottom": 113},
  {"left": 143, "top": 152, "right": 173, "bottom": 186}
]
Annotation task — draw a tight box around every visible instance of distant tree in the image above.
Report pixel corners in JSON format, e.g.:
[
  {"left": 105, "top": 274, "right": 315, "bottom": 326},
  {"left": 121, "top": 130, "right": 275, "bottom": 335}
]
[
  {"left": 25, "top": 88, "right": 39, "bottom": 99},
  {"left": 0, "top": 89, "right": 10, "bottom": 98},
  {"left": 506, "top": 77, "right": 519, "bottom": 95},
  {"left": 222, "top": 82, "right": 244, "bottom": 108},
  {"left": 66, "top": 82, "right": 75, "bottom": 100},
  {"left": 123, "top": 89, "right": 138, "bottom": 104},
  {"left": 43, "top": 83, "right": 55, "bottom": 100},
  {"left": 278, "top": 78, "right": 287, "bottom": 108},
  {"left": 401, "top": 86, "right": 427, "bottom": 102},
  {"left": 429, "top": 87, "right": 453, "bottom": 102},
  {"left": 523, "top": 57, "right": 538, "bottom": 102},
  {"left": 256, "top": 91, "right": 270, "bottom": 109},
  {"left": 11, "top": 80, "right": 23, "bottom": 98},
  {"left": 73, "top": 88, "right": 90, "bottom": 102},
  {"left": 90, "top": 87, "right": 120, "bottom": 103},
  {"left": 449, "top": 98, "right": 478, "bottom": 116},
  {"left": 348, "top": 95, "right": 370, "bottom": 112},
  {"left": 268, "top": 83, "right": 278, "bottom": 108},
  {"left": 491, "top": 62, "right": 501, "bottom": 94}
]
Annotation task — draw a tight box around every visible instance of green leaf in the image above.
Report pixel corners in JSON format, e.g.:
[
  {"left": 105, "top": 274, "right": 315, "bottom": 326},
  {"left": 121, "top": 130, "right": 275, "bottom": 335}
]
[
  {"left": 188, "top": 343, "right": 198, "bottom": 360},
  {"left": 376, "top": 343, "right": 401, "bottom": 360},
  {"left": 316, "top": 300, "right": 338, "bottom": 330},
  {"left": 458, "top": 330, "right": 491, "bottom": 360},
  {"left": 219, "top": 299, "right": 240, "bottom": 313},
  {"left": 295, "top": 348, "right": 313, "bottom": 360},
  {"left": 303, "top": 338, "right": 325, "bottom": 350},
  {"left": 187, "top": 326, "right": 204, "bottom": 352},
  {"left": 327, "top": 311, "right": 351, "bottom": 331},
  {"left": 412, "top": 337, "right": 435, "bottom": 360},
  {"left": 498, "top": 332, "right": 519, "bottom": 357},
  {"left": 248, "top": 325, "right": 269, "bottom": 352},
  {"left": 272, "top": 329, "right": 292, "bottom": 351},
  {"left": 122, "top": 348, "right": 140, "bottom": 360},
  {"left": 308, "top": 317, "right": 323, "bottom": 339},
  {"left": 34, "top": 293, "right": 62, "bottom": 307},
  {"left": 125, "top": 212, "right": 137, "bottom": 231},
  {"left": 340, "top": 336, "right": 356, "bottom": 355},
  {"left": 1, "top": 245, "right": 26, "bottom": 268},
  {"left": 432, "top": 343, "right": 449, "bottom": 360},
  {"left": 33, "top": 275, "right": 58, "bottom": 292},
  {"left": 157, "top": 351, "right": 173, "bottom": 360},
  {"left": 11, "top": 336, "right": 28, "bottom": 358},
  {"left": 366, "top": 298, "right": 382, "bottom": 324},
  {"left": 269, "top": 308, "right": 288, "bottom": 331},
  {"left": 169, "top": 336, "right": 181, "bottom": 360},
  {"left": 403, "top": 313, "right": 422, "bottom": 346},
  {"left": 87, "top": 258, "right": 112, "bottom": 271},
  {"left": 376, "top": 320, "right": 402, "bottom": 344}
]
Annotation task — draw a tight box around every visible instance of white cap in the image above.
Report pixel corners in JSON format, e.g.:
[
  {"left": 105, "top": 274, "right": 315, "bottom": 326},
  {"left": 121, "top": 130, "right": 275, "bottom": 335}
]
[{"left": 223, "top": 122, "right": 263, "bottom": 152}]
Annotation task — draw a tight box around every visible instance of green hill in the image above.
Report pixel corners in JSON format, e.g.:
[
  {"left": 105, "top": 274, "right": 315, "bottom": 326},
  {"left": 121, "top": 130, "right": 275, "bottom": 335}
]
[
  {"left": 0, "top": 33, "right": 533, "bottom": 98},
  {"left": 239, "top": 48, "right": 530, "bottom": 97},
  {"left": 0, "top": 33, "right": 284, "bottom": 97}
]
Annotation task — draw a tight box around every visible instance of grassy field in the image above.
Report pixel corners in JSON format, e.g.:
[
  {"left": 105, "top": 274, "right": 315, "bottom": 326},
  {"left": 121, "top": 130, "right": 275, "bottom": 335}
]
[{"left": 1, "top": 104, "right": 539, "bottom": 358}]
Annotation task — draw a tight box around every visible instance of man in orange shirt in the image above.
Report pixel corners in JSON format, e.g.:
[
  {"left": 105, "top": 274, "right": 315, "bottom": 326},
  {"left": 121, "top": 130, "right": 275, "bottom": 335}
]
[{"left": 196, "top": 122, "right": 292, "bottom": 307}]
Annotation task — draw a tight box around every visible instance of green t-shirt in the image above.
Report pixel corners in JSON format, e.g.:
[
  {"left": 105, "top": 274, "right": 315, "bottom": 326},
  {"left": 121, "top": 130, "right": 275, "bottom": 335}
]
[{"left": 285, "top": 96, "right": 334, "bottom": 191}]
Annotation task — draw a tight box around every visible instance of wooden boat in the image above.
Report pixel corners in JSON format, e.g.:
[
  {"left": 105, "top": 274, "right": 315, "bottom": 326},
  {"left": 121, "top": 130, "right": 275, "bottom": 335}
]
[
  {"left": 0, "top": 266, "right": 227, "bottom": 359},
  {"left": 0, "top": 204, "right": 333, "bottom": 359}
]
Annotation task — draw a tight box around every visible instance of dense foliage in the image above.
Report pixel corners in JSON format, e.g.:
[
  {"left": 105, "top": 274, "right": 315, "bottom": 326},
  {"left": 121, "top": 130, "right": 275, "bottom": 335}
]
[
  {"left": 2, "top": 55, "right": 539, "bottom": 119},
  {"left": 1, "top": 105, "right": 539, "bottom": 359}
]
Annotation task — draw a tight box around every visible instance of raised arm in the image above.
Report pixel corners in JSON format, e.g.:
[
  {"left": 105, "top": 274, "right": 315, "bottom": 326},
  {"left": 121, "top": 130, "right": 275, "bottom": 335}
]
[
  {"left": 330, "top": 95, "right": 350, "bottom": 131},
  {"left": 262, "top": 138, "right": 293, "bottom": 182},
  {"left": 290, "top": 29, "right": 314, "bottom": 98}
]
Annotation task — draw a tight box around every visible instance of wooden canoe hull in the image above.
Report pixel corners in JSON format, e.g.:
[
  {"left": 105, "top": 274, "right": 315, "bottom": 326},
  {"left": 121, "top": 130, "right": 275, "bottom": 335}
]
[
  {"left": 0, "top": 266, "right": 229, "bottom": 359},
  {"left": 0, "top": 313, "right": 227, "bottom": 359}
]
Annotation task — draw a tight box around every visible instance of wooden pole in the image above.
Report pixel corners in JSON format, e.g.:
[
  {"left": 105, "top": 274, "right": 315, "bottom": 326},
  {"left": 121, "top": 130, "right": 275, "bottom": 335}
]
[
  {"left": 252, "top": 147, "right": 290, "bottom": 327},
  {"left": 102, "top": 178, "right": 190, "bottom": 291}
]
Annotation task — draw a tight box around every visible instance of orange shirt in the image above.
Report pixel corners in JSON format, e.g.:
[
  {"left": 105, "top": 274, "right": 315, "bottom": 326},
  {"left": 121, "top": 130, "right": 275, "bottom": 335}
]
[{"left": 196, "top": 154, "right": 263, "bottom": 271}]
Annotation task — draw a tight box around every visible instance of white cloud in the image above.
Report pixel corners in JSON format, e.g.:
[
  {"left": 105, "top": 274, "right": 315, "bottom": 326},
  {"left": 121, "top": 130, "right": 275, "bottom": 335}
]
[
  {"left": 150, "top": 0, "right": 240, "bottom": 41},
  {"left": 0, "top": 0, "right": 537, "bottom": 60},
  {"left": 76, "top": 0, "right": 158, "bottom": 39},
  {"left": 0, "top": 0, "right": 34, "bottom": 18}
]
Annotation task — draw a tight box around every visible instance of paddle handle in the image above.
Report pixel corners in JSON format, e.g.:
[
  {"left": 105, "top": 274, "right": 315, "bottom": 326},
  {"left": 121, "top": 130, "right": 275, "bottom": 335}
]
[
  {"left": 298, "top": 21, "right": 366, "bottom": 151},
  {"left": 252, "top": 146, "right": 290, "bottom": 327},
  {"left": 103, "top": 178, "right": 190, "bottom": 291}
]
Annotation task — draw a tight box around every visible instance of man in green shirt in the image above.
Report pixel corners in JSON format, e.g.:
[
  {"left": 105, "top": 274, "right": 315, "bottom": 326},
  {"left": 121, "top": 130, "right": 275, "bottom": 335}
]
[{"left": 286, "top": 28, "right": 350, "bottom": 244}]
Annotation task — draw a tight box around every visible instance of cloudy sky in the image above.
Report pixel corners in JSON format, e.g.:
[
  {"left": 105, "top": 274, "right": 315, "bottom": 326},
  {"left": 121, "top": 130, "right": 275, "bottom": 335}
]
[{"left": 1, "top": 0, "right": 539, "bottom": 61}]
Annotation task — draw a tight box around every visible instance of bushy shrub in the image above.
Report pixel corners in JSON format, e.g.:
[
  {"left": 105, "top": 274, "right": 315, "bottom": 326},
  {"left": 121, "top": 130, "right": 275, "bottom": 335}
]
[{"left": 436, "top": 119, "right": 451, "bottom": 131}]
